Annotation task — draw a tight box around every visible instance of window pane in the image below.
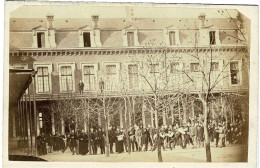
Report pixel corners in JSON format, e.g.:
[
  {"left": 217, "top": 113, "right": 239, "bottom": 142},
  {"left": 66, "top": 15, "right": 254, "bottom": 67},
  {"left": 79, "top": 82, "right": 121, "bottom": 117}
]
[
  {"left": 230, "top": 62, "right": 239, "bottom": 85},
  {"left": 128, "top": 65, "right": 138, "bottom": 89},
  {"left": 190, "top": 63, "right": 199, "bottom": 72},
  {"left": 211, "top": 62, "right": 219, "bottom": 71},
  {"left": 209, "top": 31, "right": 216, "bottom": 45},
  {"left": 169, "top": 31, "right": 176, "bottom": 46},
  {"left": 127, "top": 32, "right": 134, "bottom": 47},
  {"left": 171, "top": 62, "right": 179, "bottom": 72}
]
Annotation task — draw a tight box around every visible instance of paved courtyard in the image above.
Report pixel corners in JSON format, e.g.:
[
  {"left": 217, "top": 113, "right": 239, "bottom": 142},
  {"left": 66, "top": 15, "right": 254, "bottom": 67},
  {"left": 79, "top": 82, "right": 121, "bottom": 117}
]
[{"left": 39, "top": 144, "right": 247, "bottom": 162}]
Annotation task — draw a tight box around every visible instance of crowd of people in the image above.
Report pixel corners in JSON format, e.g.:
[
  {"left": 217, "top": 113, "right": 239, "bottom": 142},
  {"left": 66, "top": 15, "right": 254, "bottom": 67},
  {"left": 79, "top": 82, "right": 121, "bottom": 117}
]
[{"left": 36, "top": 116, "right": 248, "bottom": 156}]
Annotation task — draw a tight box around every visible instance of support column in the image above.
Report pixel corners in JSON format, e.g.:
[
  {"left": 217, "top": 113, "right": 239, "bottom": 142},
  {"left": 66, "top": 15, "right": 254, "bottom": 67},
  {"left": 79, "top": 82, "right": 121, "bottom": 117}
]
[
  {"left": 12, "top": 107, "right": 16, "bottom": 138},
  {"left": 32, "top": 75, "right": 38, "bottom": 156},
  {"left": 98, "top": 111, "right": 101, "bottom": 127},
  {"left": 142, "top": 101, "right": 146, "bottom": 128},
  {"left": 191, "top": 100, "right": 195, "bottom": 120},
  {"left": 61, "top": 117, "right": 65, "bottom": 133},
  {"left": 25, "top": 93, "right": 32, "bottom": 154},
  {"left": 163, "top": 109, "right": 166, "bottom": 126},
  {"left": 28, "top": 86, "right": 33, "bottom": 155},
  {"left": 170, "top": 105, "right": 174, "bottom": 124},
  {"left": 51, "top": 109, "right": 55, "bottom": 134},
  {"left": 119, "top": 107, "right": 123, "bottom": 129},
  {"left": 128, "top": 100, "right": 132, "bottom": 127},
  {"left": 150, "top": 107, "right": 154, "bottom": 128},
  {"left": 182, "top": 95, "right": 187, "bottom": 124},
  {"left": 178, "top": 96, "right": 181, "bottom": 124}
]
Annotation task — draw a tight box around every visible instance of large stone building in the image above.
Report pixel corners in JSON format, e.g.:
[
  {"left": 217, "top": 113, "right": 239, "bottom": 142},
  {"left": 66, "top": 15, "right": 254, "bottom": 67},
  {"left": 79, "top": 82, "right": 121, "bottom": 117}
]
[{"left": 9, "top": 6, "right": 250, "bottom": 143}]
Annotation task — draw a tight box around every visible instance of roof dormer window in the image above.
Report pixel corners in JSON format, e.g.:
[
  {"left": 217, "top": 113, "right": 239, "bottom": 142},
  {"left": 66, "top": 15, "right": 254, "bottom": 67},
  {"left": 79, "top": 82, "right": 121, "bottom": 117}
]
[
  {"left": 37, "top": 32, "right": 45, "bottom": 48},
  {"left": 83, "top": 32, "right": 91, "bottom": 47},
  {"left": 169, "top": 31, "right": 176, "bottom": 46},
  {"left": 209, "top": 31, "right": 216, "bottom": 45},
  {"left": 127, "top": 32, "right": 135, "bottom": 47},
  {"left": 122, "top": 25, "right": 139, "bottom": 47}
]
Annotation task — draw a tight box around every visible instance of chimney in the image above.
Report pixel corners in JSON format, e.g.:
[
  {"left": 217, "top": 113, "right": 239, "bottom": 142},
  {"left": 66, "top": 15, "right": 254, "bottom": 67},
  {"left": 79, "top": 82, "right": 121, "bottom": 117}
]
[
  {"left": 46, "top": 14, "right": 54, "bottom": 29},
  {"left": 92, "top": 15, "right": 99, "bottom": 28},
  {"left": 198, "top": 13, "right": 206, "bottom": 28}
]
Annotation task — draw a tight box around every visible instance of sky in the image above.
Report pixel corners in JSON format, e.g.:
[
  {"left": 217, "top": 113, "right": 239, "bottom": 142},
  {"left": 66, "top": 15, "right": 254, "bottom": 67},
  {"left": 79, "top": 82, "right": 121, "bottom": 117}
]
[{"left": 10, "top": 4, "right": 239, "bottom": 19}]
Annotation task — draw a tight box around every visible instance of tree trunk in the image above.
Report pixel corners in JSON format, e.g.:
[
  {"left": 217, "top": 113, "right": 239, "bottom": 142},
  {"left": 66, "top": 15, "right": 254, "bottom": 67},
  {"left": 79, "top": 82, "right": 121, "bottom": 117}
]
[
  {"left": 124, "top": 97, "right": 131, "bottom": 155},
  {"left": 203, "top": 102, "right": 212, "bottom": 162},
  {"left": 155, "top": 95, "right": 162, "bottom": 162},
  {"left": 103, "top": 96, "right": 110, "bottom": 157}
]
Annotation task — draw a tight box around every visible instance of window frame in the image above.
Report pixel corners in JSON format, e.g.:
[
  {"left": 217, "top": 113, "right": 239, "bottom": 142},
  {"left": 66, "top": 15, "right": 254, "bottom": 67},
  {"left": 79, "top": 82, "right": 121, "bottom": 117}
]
[
  {"left": 57, "top": 63, "right": 76, "bottom": 93},
  {"left": 103, "top": 62, "right": 120, "bottom": 91},
  {"left": 229, "top": 60, "right": 242, "bottom": 86},
  {"left": 34, "top": 63, "right": 52, "bottom": 94},
  {"left": 81, "top": 63, "right": 98, "bottom": 92},
  {"left": 169, "top": 31, "right": 176, "bottom": 46},
  {"left": 126, "top": 63, "right": 140, "bottom": 90}
]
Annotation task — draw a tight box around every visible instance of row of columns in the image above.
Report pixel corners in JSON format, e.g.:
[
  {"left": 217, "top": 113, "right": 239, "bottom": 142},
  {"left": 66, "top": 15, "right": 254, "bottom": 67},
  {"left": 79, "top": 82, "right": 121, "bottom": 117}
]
[{"left": 16, "top": 75, "right": 39, "bottom": 156}]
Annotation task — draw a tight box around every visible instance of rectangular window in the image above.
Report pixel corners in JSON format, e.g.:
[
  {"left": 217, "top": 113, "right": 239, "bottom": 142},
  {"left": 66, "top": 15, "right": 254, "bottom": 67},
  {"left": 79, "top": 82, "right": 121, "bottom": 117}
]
[
  {"left": 190, "top": 63, "right": 200, "bottom": 72},
  {"left": 209, "top": 31, "right": 216, "bottom": 45},
  {"left": 106, "top": 65, "right": 117, "bottom": 91},
  {"left": 170, "top": 62, "right": 180, "bottom": 73},
  {"left": 60, "top": 66, "right": 73, "bottom": 92},
  {"left": 150, "top": 63, "right": 159, "bottom": 74},
  {"left": 83, "top": 32, "right": 91, "bottom": 47},
  {"left": 37, "top": 32, "right": 45, "bottom": 48},
  {"left": 210, "top": 62, "right": 219, "bottom": 71},
  {"left": 230, "top": 62, "right": 239, "bottom": 85},
  {"left": 128, "top": 65, "right": 139, "bottom": 89},
  {"left": 83, "top": 65, "right": 95, "bottom": 91},
  {"left": 127, "top": 32, "right": 135, "bottom": 47},
  {"left": 37, "top": 67, "right": 50, "bottom": 93},
  {"left": 169, "top": 31, "right": 176, "bottom": 46}
]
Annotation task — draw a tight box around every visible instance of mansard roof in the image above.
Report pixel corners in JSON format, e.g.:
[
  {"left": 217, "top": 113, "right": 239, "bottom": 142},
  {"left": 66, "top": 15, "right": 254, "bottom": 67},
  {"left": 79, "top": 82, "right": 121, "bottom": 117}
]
[{"left": 10, "top": 17, "right": 238, "bottom": 31}]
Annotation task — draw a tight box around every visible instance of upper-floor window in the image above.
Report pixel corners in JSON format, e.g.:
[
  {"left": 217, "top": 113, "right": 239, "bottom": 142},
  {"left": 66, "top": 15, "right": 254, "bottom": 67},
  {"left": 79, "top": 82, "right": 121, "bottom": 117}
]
[
  {"left": 83, "top": 65, "right": 95, "bottom": 91},
  {"left": 60, "top": 66, "right": 73, "bottom": 92},
  {"left": 150, "top": 63, "right": 160, "bottom": 74},
  {"left": 230, "top": 61, "right": 240, "bottom": 85},
  {"left": 128, "top": 65, "right": 139, "bottom": 89},
  {"left": 105, "top": 64, "right": 118, "bottom": 91},
  {"left": 83, "top": 32, "right": 91, "bottom": 47},
  {"left": 169, "top": 31, "right": 176, "bottom": 46},
  {"left": 37, "top": 32, "right": 45, "bottom": 48},
  {"left": 170, "top": 62, "right": 180, "bottom": 73},
  {"left": 127, "top": 32, "right": 135, "bottom": 47},
  {"left": 209, "top": 31, "right": 216, "bottom": 45},
  {"left": 190, "top": 63, "right": 200, "bottom": 72},
  {"left": 210, "top": 62, "right": 219, "bottom": 71},
  {"left": 37, "top": 67, "right": 50, "bottom": 93}
]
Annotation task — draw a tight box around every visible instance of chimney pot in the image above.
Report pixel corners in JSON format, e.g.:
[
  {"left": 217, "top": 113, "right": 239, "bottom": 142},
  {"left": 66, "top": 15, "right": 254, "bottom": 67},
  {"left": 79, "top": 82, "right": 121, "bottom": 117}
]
[{"left": 92, "top": 15, "right": 99, "bottom": 28}]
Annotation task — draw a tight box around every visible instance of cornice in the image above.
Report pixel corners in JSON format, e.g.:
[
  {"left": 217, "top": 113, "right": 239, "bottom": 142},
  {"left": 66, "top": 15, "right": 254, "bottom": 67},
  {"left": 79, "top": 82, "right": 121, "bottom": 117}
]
[{"left": 9, "top": 45, "right": 248, "bottom": 57}]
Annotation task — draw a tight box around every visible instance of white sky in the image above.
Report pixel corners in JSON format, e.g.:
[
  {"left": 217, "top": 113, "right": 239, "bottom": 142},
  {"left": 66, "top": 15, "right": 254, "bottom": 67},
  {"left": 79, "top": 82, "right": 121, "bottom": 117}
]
[{"left": 10, "top": 5, "right": 239, "bottom": 18}]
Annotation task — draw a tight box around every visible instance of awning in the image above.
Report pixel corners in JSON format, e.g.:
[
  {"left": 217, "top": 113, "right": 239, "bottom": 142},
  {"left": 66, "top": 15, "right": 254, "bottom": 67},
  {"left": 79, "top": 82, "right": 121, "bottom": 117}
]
[{"left": 9, "top": 69, "right": 36, "bottom": 106}]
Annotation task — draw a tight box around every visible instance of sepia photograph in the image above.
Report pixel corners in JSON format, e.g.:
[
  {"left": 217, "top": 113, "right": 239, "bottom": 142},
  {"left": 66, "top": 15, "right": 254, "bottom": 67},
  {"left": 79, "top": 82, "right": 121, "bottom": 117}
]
[{"left": 3, "top": 1, "right": 258, "bottom": 168}]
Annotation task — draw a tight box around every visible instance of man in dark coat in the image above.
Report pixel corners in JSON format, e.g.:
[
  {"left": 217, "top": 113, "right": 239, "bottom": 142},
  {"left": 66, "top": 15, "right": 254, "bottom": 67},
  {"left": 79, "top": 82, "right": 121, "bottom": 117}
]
[
  {"left": 46, "top": 133, "right": 54, "bottom": 153},
  {"left": 38, "top": 132, "right": 47, "bottom": 155},
  {"left": 98, "top": 128, "right": 105, "bottom": 154},
  {"left": 109, "top": 127, "right": 116, "bottom": 154},
  {"left": 70, "top": 130, "right": 78, "bottom": 155},
  {"left": 78, "top": 130, "right": 85, "bottom": 155},
  {"left": 78, "top": 80, "right": 84, "bottom": 94}
]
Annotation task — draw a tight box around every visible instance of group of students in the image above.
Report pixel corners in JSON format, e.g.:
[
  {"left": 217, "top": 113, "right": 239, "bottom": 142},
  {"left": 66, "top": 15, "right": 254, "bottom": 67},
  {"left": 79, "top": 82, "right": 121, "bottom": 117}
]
[{"left": 36, "top": 116, "right": 248, "bottom": 156}]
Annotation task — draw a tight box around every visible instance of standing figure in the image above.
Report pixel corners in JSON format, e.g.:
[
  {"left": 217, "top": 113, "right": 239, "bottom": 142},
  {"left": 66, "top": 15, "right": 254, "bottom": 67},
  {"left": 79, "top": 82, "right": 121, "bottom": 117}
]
[
  {"left": 99, "top": 78, "right": 105, "bottom": 94},
  {"left": 78, "top": 80, "right": 84, "bottom": 94},
  {"left": 46, "top": 133, "right": 54, "bottom": 153},
  {"left": 78, "top": 130, "right": 85, "bottom": 155},
  {"left": 116, "top": 129, "right": 124, "bottom": 153},
  {"left": 135, "top": 126, "right": 142, "bottom": 151},
  {"left": 70, "top": 130, "right": 78, "bottom": 155}
]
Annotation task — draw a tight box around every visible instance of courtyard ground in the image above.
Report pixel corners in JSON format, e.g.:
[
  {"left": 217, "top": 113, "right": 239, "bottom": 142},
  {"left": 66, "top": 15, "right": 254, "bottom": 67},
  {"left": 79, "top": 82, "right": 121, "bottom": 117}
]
[{"left": 38, "top": 144, "right": 247, "bottom": 162}]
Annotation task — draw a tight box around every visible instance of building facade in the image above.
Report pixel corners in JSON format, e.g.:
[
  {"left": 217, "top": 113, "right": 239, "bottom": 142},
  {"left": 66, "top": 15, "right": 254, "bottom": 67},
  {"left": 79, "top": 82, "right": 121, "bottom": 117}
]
[{"left": 9, "top": 7, "right": 250, "bottom": 138}]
